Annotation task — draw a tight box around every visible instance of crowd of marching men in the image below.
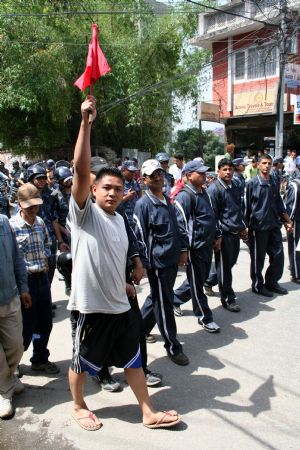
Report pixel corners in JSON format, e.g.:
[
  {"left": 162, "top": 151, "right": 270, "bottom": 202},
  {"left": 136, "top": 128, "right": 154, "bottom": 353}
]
[{"left": 1, "top": 97, "right": 300, "bottom": 430}]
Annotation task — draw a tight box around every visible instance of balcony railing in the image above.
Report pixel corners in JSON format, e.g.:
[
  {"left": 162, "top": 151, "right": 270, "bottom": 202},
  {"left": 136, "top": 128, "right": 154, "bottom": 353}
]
[{"left": 200, "top": 0, "right": 300, "bottom": 37}]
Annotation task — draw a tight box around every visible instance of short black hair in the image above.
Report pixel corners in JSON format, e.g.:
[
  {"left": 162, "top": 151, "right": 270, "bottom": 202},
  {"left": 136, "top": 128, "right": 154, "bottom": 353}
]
[
  {"left": 95, "top": 166, "right": 124, "bottom": 184},
  {"left": 173, "top": 153, "right": 184, "bottom": 160},
  {"left": 258, "top": 154, "right": 272, "bottom": 163},
  {"left": 218, "top": 158, "right": 233, "bottom": 169}
]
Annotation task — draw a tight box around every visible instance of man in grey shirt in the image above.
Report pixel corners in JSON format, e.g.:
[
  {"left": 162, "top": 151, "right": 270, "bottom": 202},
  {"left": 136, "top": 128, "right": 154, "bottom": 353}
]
[{"left": 68, "top": 96, "right": 181, "bottom": 431}]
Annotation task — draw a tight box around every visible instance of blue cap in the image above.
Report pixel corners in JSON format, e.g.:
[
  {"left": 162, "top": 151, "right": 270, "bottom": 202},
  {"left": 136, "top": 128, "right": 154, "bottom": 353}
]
[
  {"left": 156, "top": 152, "right": 170, "bottom": 162},
  {"left": 273, "top": 156, "right": 283, "bottom": 164},
  {"left": 183, "top": 160, "right": 210, "bottom": 174},
  {"left": 232, "top": 158, "right": 247, "bottom": 166},
  {"left": 121, "top": 160, "right": 137, "bottom": 171}
]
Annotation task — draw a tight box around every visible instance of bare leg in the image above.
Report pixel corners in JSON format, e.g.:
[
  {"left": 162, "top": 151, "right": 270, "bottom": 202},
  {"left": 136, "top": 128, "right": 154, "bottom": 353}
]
[
  {"left": 69, "top": 368, "right": 102, "bottom": 430},
  {"left": 124, "top": 367, "right": 179, "bottom": 426}
]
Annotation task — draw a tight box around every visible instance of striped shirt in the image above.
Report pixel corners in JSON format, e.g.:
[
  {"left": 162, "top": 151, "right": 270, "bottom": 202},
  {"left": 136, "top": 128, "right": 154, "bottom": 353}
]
[{"left": 9, "top": 211, "right": 51, "bottom": 274}]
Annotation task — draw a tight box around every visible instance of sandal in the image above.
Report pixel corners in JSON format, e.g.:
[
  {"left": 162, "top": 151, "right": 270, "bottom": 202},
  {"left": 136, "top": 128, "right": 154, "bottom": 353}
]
[
  {"left": 143, "top": 411, "right": 181, "bottom": 429},
  {"left": 72, "top": 411, "right": 102, "bottom": 431}
]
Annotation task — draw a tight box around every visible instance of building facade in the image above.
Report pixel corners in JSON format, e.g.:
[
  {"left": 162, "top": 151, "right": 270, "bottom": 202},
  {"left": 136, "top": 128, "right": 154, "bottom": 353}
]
[{"left": 195, "top": 0, "right": 300, "bottom": 154}]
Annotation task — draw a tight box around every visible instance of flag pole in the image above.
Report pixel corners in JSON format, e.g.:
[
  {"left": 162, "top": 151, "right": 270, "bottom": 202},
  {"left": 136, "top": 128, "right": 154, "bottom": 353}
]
[{"left": 88, "top": 82, "right": 94, "bottom": 124}]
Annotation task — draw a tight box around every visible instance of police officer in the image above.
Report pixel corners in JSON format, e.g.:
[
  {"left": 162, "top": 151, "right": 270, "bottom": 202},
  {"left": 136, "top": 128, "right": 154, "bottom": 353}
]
[
  {"left": 271, "top": 156, "right": 284, "bottom": 187},
  {"left": 246, "top": 154, "right": 293, "bottom": 296},
  {"left": 117, "top": 160, "right": 141, "bottom": 227},
  {"left": 134, "top": 159, "right": 189, "bottom": 366},
  {"left": 0, "top": 164, "right": 10, "bottom": 218},
  {"left": 207, "top": 158, "right": 247, "bottom": 312},
  {"left": 232, "top": 157, "right": 247, "bottom": 206},
  {"left": 155, "top": 153, "right": 174, "bottom": 196},
  {"left": 28, "top": 164, "right": 68, "bottom": 285},
  {"left": 173, "top": 160, "right": 221, "bottom": 331},
  {"left": 285, "top": 156, "right": 300, "bottom": 283},
  {"left": 52, "top": 166, "right": 73, "bottom": 244}
]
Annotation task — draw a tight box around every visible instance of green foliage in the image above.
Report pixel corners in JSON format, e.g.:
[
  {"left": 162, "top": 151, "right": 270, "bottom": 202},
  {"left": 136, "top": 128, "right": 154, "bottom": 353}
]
[
  {"left": 173, "top": 127, "right": 224, "bottom": 168},
  {"left": 0, "top": 0, "right": 209, "bottom": 156}
]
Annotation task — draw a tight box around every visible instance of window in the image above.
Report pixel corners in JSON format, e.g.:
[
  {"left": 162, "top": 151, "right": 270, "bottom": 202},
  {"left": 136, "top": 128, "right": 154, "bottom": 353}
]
[
  {"left": 235, "top": 52, "right": 245, "bottom": 79},
  {"left": 234, "top": 44, "right": 278, "bottom": 81}
]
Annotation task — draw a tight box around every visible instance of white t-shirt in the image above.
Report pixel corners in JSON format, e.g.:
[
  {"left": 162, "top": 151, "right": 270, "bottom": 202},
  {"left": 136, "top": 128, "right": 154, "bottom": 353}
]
[
  {"left": 169, "top": 163, "right": 185, "bottom": 181},
  {"left": 67, "top": 195, "right": 130, "bottom": 314}
]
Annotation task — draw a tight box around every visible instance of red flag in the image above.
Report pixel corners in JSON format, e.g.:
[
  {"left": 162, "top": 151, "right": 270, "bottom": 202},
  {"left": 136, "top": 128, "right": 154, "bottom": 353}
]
[{"left": 74, "top": 23, "right": 111, "bottom": 91}]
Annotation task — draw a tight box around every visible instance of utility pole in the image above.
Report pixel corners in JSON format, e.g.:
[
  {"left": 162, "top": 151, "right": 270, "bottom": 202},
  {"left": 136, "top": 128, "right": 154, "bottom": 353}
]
[{"left": 275, "top": 0, "right": 288, "bottom": 157}]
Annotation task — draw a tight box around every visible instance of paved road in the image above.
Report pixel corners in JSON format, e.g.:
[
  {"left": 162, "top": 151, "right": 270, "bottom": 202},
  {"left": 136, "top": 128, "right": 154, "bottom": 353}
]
[{"left": 1, "top": 243, "right": 299, "bottom": 450}]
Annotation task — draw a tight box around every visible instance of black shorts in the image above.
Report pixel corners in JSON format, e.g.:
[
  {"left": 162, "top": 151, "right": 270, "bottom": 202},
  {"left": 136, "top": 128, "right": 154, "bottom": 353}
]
[{"left": 71, "top": 308, "right": 141, "bottom": 375}]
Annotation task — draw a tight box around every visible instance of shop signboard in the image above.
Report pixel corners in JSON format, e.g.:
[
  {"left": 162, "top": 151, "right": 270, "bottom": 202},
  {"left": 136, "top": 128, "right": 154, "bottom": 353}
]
[
  {"left": 198, "top": 102, "right": 220, "bottom": 122},
  {"left": 293, "top": 94, "right": 300, "bottom": 125}
]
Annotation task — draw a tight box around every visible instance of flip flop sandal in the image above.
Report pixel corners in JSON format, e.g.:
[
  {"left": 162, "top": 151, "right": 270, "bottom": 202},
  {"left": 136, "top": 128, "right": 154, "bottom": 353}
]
[
  {"left": 71, "top": 411, "right": 102, "bottom": 431},
  {"left": 143, "top": 411, "right": 182, "bottom": 429}
]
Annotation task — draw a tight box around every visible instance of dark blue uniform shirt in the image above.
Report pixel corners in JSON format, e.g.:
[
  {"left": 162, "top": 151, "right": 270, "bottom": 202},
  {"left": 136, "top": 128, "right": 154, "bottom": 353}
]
[
  {"left": 245, "top": 175, "right": 286, "bottom": 230},
  {"left": 133, "top": 190, "right": 186, "bottom": 269}
]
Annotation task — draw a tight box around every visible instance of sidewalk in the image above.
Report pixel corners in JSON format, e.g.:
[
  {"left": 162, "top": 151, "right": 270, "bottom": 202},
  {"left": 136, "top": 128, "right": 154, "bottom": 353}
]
[{"left": 0, "top": 243, "right": 299, "bottom": 450}]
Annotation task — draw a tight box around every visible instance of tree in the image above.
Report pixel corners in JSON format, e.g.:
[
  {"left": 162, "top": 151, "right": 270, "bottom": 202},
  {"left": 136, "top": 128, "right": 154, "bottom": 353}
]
[
  {"left": 173, "top": 127, "right": 224, "bottom": 168},
  {"left": 0, "top": 0, "right": 209, "bottom": 157}
]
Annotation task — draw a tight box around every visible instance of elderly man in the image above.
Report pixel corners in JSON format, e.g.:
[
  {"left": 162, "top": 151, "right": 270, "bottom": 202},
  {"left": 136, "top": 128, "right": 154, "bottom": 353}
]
[{"left": 0, "top": 214, "right": 31, "bottom": 418}]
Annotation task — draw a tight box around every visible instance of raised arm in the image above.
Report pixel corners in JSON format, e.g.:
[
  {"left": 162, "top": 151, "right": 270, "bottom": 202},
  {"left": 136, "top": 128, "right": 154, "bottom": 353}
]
[{"left": 72, "top": 96, "right": 97, "bottom": 209}]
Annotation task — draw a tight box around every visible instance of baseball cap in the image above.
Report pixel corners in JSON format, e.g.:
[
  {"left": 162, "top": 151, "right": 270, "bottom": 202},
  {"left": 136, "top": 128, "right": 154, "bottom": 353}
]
[
  {"left": 156, "top": 152, "right": 170, "bottom": 162},
  {"left": 273, "top": 156, "right": 283, "bottom": 164},
  {"left": 18, "top": 184, "right": 43, "bottom": 208},
  {"left": 121, "top": 160, "right": 137, "bottom": 171},
  {"left": 90, "top": 156, "right": 108, "bottom": 173},
  {"left": 232, "top": 157, "right": 247, "bottom": 166},
  {"left": 193, "top": 157, "right": 204, "bottom": 164},
  {"left": 183, "top": 160, "right": 210, "bottom": 174},
  {"left": 141, "top": 159, "right": 163, "bottom": 176}
]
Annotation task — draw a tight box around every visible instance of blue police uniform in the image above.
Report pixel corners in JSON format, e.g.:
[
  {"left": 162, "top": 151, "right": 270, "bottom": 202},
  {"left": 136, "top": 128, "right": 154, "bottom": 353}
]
[
  {"left": 51, "top": 186, "right": 71, "bottom": 238},
  {"left": 173, "top": 183, "right": 221, "bottom": 323},
  {"left": 285, "top": 174, "right": 300, "bottom": 280},
  {"left": 117, "top": 179, "right": 141, "bottom": 227},
  {"left": 245, "top": 174, "right": 286, "bottom": 291},
  {"left": 233, "top": 171, "right": 246, "bottom": 208},
  {"left": 39, "top": 185, "right": 59, "bottom": 283},
  {"left": 133, "top": 190, "right": 187, "bottom": 357},
  {"left": 207, "top": 178, "right": 246, "bottom": 305}
]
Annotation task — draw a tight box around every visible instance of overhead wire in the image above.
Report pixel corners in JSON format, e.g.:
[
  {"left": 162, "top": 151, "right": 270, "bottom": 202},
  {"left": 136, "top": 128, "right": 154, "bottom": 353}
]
[
  {"left": 185, "top": 0, "right": 281, "bottom": 28},
  {"left": 97, "top": 27, "right": 279, "bottom": 115}
]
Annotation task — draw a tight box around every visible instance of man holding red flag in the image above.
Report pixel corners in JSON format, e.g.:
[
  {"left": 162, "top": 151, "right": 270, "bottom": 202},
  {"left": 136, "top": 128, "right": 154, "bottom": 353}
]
[{"left": 67, "top": 96, "right": 181, "bottom": 431}]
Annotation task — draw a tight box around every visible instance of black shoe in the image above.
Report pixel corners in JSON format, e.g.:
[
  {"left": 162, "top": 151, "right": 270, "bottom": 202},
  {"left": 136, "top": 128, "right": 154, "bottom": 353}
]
[
  {"left": 204, "top": 286, "right": 216, "bottom": 297},
  {"left": 52, "top": 304, "right": 57, "bottom": 310},
  {"left": 168, "top": 352, "right": 189, "bottom": 366},
  {"left": 265, "top": 284, "right": 288, "bottom": 295},
  {"left": 291, "top": 277, "right": 300, "bottom": 284},
  {"left": 173, "top": 306, "right": 184, "bottom": 317},
  {"left": 252, "top": 287, "right": 273, "bottom": 297},
  {"left": 222, "top": 300, "right": 241, "bottom": 312}
]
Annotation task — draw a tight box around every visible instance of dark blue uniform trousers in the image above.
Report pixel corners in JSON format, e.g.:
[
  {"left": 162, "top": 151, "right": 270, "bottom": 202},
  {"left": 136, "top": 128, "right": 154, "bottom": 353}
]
[
  {"left": 141, "top": 264, "right": 182, "bottom": 357},
  {"left": 287, "top": 220, "right": 300, "bottom": 279},
  {"left": 249, "top": 228, "right": 284, "bottom": 291},
  {"left": 214, "top": 233, "right": 240, "bottom": 304},
  {"left": 174, "top": 250, "right": 213, "bottom": 324},
  {"left": 21, "top": 272, "right": 53, "bottom": 364}
]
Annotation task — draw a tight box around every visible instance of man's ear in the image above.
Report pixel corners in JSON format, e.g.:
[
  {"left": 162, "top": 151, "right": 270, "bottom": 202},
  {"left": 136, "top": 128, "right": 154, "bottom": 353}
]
[{"left": 91, "top": 183, "right": 97, "bottom": 196}]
